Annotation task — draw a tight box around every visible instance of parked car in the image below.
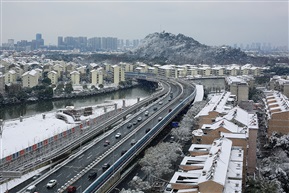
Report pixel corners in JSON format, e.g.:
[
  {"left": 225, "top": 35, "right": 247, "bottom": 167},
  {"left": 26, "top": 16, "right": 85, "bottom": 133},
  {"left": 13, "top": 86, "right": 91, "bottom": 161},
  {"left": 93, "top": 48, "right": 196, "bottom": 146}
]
[
  {"left": 104, "top": 140, "right": 110, "bottom": 146},
  {"left": 46, "top": 179, "right": 57, "bottom": 188},
  {"left": 67, "top": 185, "right": 77, "bottom": 193},
  {"left": 88, "top": 172, "right": 97, "bottom": 180},
  {"left": 102, "top": 163, "right": 110, "bottom": 171},
  {"left": 127, "top": 123, "right": 132, "bottom": 128},
  {"left": 115, "top": 132, "right": 121, "bottom": 139}
]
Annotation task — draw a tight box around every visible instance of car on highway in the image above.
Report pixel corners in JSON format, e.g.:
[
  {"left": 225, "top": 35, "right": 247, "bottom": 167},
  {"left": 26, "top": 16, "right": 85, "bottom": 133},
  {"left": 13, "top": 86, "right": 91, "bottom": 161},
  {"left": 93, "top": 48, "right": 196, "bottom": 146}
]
[
  {"left": 144, "top": 111, "right": 149, "bottom": 116},
  {"left": 67, "top": 185, "right": 77, "bottom": 193},
  {"left": 121, "top": 150, "right": 127, "bottom": 155},
  {"left": 153, "top": 106, "right": 158, "bottom": 111},
  {"left": 131, "top": 139, "right": 137, "bottom": 146},
  {"left": 133, "top": 120, "right": 138, "bottom": 125},
  {"left": 145, "top": 128, "right": 151, "bottom": 133},
  {"left": 32, "top": 173, "right": 41, "bottom": 180},
  {"left": 127, "top": 123, "right": 132, "bottom": 128},
  {"left": 115, "top": 132, "right": 122, "bottom": 139},
  {"left": 158, "top": 117, "right": 163, "bottom": 122},
  {"left": 104, "top": 140, "right": 110, "bottom": 146},
  {"left": 159, "top": 101, "right": 163, "bottom": 105},
  {"left": 88, "top": 172, "right": 97, "bottom": 180},
  {"left": 46, "top": 179, "right": 57, "bottom": 188},
  {"left": 137, "top": 117, "right": 142, "bottom": 122},
  {"left": 102, "top": 163, "right": 111, "bottom": 171},
  {"left": 25, "top": 185, "right": 36, "bottom": 193}
]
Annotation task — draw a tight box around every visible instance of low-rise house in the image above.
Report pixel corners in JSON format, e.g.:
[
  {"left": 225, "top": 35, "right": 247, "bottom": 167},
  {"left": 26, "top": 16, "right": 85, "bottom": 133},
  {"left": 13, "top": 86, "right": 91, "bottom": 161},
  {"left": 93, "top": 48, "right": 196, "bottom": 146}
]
[
  {"left": 263, "top": 90, "right": 289, "bottom": 136},
  {"left": 169, "top": 137, "right": 243, "bottom": 193},
  {"left": 195, "top": 92, "right": 236, "bottom": 128}
]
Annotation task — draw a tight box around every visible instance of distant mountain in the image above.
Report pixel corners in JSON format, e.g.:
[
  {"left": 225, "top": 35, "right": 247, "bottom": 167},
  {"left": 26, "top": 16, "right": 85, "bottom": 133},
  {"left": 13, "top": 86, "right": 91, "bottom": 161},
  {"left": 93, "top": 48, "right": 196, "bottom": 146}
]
[{"left": 127, "top": 32, "right": 252, "bottom": 65}]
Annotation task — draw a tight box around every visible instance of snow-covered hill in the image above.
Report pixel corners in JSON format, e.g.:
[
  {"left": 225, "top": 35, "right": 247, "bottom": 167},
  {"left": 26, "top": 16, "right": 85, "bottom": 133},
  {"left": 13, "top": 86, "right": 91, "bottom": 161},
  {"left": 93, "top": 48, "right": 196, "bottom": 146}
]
[{"left": 129, "top": 32, "right": 250, "bottom": 65}]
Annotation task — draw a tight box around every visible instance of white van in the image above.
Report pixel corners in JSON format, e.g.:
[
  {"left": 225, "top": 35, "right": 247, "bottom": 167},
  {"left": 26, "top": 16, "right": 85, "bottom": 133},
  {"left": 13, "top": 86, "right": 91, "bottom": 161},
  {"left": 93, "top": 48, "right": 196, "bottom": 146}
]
[{"left": 25, "top": 185, "right": 36, "bottom": 193}]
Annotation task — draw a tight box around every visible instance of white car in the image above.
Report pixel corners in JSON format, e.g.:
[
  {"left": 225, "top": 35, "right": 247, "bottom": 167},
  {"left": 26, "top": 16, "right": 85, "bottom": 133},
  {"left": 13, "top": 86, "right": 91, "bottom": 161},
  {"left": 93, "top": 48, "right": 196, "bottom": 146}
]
[
  {"left": 46, "top": 179, "right": 57, "bottom": 188},
  {"left": 137, "top": 117, "right": 142, "bottom": 122},
  {"left": 115, "top": 132, "right": 121, "bottom": 139}
]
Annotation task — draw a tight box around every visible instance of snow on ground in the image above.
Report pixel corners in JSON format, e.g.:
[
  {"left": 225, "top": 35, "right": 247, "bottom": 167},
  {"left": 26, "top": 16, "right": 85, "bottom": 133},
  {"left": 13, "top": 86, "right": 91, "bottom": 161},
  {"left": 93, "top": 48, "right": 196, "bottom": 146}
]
[
  {"left": 0, "top": 98, "right": 142, "bottom": 192},
  {"left": 193, "top": 85, "right": 204, "bottom": 103},
  {"left": 1, "top": 98, "right": 141, "bottom": 158}
]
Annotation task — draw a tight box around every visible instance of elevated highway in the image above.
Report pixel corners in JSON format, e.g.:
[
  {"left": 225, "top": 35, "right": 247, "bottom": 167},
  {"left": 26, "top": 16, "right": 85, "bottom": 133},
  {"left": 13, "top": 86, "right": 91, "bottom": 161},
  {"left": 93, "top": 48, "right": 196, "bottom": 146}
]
[{"left": 17, "top": 78, "right": 195, "bottom": 193}]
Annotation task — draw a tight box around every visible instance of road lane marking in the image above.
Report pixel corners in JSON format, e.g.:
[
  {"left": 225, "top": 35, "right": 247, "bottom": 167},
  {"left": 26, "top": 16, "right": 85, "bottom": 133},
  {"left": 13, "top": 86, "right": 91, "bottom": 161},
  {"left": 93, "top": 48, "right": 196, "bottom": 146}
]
[{"left": 56, "top": 173, "right": 62, "bottom": 178}]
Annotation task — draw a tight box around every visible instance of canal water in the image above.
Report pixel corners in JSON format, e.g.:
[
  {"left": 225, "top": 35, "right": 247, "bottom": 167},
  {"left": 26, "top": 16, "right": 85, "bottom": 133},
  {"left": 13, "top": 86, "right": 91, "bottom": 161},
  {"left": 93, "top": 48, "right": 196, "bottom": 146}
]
[{"left": 0, "top": 86, "right": 154, "bottom": 120}]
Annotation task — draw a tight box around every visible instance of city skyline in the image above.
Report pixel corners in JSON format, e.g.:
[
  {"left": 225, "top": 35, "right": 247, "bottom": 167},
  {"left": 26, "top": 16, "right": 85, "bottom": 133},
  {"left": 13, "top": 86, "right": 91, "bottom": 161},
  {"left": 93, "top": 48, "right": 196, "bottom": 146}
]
[{"left": 1, "top": 0, "right": 288, "bottom": 48}]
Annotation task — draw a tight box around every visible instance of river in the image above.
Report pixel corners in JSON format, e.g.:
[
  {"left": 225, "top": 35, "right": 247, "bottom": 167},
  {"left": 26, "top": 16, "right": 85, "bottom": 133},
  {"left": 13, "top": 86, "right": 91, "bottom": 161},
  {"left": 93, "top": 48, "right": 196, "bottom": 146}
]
[{"left": 0, "top": 86, "right": 154, "bottom": 120}]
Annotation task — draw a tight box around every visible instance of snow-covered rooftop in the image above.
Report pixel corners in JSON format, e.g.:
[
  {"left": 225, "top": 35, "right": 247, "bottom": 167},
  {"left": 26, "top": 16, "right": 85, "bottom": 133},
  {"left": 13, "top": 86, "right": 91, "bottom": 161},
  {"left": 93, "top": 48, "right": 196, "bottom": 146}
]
[
  {"left": 264, "top": 90, "right": 289, "bottom": 114},
  {"left": 172, "top": 137, "right": 244, "bottom": 191},
  {"left": 195, "top": 92, "right": 233, "bottom": 118}
]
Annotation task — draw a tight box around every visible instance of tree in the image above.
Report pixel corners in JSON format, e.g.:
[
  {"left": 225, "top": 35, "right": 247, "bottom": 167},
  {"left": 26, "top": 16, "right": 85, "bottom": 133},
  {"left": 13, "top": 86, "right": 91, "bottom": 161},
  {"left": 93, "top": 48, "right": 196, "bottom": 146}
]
[
  {"left": 83, "top": 84, "right": 88, "bottom": 90},
  {"left": 42, "top": 77, "right": 52, "bottom": 85},
  {"left": 139, "top": 142, "right": 182, "bottom": 180},
  {"left": 65, "top": 83, "right": 73, "bottom": 94},
  {"left": 98, "top": 84, "right": 104, "bottom": 89}
]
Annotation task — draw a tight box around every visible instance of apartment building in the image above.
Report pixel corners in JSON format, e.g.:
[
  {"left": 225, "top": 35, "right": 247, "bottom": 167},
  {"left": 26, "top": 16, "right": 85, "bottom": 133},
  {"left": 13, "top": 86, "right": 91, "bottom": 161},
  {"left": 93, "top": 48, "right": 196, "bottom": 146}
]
[
  {"left": 158, "top": 65, "right": 174, "bottom": 77},
  {"left": 91, "top": 68, "right": 103, "bottom": 85},
  {"left": 53, "top": 63, "right": 64, "bottom": 78},
  {"left": 70, "top": 71, "right": 80, "bottom": 85},
  {"left": 4, "top": 70, "right": 17, "bottom": 84},
  {"left": 263, "top": 90, "right": 289, "bottom": 136},
  {"left": 119, "top": 62, "right": 134, "bottom": 72},
  {"left": 169, "top": 137, "right": 243, "bottom": 193},
  {"left": 22, "top": 70, "right": 40, "bottom": 88},
  {"left": 111, "top": 65, "right": 125, "bottom": 85},
  {"left": 47, "top": 71, "right": 58, "bottom": 85},
  {"left": 225, "top": 76, "right": 249, "bottom": 103}
]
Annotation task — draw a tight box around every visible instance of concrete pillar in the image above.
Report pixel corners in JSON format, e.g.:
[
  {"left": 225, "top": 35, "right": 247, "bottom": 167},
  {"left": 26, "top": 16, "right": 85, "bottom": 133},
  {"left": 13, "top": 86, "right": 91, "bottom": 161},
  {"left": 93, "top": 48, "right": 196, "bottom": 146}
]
[
  {"left": 114, "top": 103, "right": 117, "bottom": 110},
  {"left": 104, "top": 107, "right": 107, "bottom": 113},
  {"left": 42, "top": 114, "right": 46, "bottom": 119},
  {"left": 20, "top": 116, "right": 23, "bottom": 122},
  {"left": 137, "top": 97, "right": 140, "bottom": 102},
  {"left": 122, "top": 99, "right": 126, "bottom": 108}
]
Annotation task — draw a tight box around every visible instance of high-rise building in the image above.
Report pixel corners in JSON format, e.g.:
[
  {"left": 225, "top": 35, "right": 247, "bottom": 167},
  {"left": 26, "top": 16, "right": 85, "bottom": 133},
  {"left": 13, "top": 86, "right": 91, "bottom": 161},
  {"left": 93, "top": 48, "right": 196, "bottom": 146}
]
[
  {"left": 36, "top": 33, "right": 42, "bottom": 41},
  {"left": 35, "top": 33, "right": 44, "bottom": 49},
  {"left": 58, "top": 36, "right": 63, "bottom": 47}
]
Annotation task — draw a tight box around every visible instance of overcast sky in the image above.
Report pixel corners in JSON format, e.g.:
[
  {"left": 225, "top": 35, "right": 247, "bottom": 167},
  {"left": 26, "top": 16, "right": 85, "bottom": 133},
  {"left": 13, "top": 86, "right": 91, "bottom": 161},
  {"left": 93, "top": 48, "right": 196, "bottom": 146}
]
[{"left": 1, "top": 0, "right": 288, "bottom": 47}]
